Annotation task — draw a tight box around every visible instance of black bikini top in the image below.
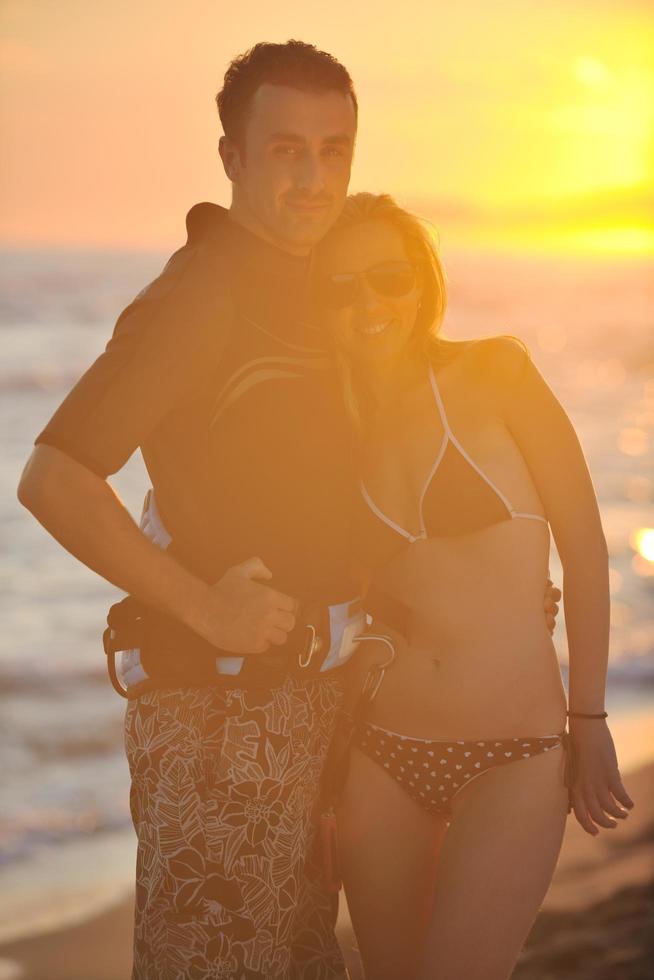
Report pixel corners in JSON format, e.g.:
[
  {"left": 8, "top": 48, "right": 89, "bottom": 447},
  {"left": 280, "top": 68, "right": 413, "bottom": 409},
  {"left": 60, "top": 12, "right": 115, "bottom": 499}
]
[{"left": 357, "top": 365, "right": 546, "bottom": 565}]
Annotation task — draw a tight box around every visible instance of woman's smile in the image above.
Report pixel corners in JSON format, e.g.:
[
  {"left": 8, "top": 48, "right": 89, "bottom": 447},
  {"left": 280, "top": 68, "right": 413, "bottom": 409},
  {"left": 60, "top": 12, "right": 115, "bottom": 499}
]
[
  {"left": 316, "top": 219, "right": 421, "bottom": 372},
  {"left": 357, "top": 317, "right": 395, "bottom": 337}
]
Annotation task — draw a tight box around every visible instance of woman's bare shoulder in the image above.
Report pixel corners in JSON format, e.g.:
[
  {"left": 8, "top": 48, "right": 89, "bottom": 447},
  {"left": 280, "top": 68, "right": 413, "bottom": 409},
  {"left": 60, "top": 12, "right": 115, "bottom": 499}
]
[{"left": 459, "top": 335, "right": 531, "bottom": 391}]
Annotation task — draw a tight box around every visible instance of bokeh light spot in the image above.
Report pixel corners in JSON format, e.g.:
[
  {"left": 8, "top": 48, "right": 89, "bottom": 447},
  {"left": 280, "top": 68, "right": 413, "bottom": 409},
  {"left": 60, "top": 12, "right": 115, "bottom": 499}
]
[
  {"left": 575, "top": 56, "right": 612, "bottom": 90},
  {"left": 576, "top": 358, "right": 627, "bottom": 389},
  {"left": 632, "top": 554, "right": 654, "bottom": 577},
  {"left": 618, "top": 428, "right": 649, "bottom": 456},
  {"left": 624, "top": 476, "right": 652, "bottom": 503}
]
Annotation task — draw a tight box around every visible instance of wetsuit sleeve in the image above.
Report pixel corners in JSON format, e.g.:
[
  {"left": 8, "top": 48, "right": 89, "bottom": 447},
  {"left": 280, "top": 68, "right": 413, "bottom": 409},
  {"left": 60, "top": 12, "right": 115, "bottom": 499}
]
[{"left": 35, "top": 244, "right": 233, "bottom": 477}]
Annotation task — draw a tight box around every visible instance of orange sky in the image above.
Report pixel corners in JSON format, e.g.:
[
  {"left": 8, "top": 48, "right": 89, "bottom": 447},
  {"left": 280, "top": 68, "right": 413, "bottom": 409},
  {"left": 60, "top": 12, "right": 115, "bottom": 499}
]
[{"left": 1, "top": 0, "right": 653, "bottom": 253}]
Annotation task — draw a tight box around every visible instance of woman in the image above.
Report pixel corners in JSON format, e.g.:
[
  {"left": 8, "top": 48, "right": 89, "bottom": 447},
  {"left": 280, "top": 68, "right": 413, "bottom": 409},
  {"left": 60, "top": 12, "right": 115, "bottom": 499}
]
[{"left": 313, "top": 193, "right": 633, "bottom": 980}]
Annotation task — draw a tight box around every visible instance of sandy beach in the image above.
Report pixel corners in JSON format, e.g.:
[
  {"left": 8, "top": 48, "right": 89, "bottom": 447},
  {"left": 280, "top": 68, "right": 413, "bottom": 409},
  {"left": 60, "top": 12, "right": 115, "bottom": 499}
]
[{"left": 1, "top": 760, "right": 651, "bottom": 980}]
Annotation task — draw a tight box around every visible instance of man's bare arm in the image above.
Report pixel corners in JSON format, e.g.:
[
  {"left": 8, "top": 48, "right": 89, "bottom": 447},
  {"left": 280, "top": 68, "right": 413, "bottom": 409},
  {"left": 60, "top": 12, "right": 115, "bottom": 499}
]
[{"left": 18, "top": 445, "right": 296, "bottom": 653}]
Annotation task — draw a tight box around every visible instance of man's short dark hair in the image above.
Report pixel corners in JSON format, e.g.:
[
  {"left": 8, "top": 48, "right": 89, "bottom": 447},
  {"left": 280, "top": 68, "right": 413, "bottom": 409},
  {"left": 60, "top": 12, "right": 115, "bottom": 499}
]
[{"left": 216, "top": 40, "right": 358, "bottom": 150}]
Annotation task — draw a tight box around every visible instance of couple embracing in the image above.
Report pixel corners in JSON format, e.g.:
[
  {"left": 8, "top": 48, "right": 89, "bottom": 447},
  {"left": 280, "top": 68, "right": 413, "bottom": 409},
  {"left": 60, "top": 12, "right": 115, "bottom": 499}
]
[{"left": 19, "top": 40, "right": 632, "bottom": 980}]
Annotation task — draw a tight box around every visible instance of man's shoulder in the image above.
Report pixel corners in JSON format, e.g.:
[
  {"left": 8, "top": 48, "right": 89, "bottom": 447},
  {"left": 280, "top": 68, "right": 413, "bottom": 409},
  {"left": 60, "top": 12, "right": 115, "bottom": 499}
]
[
  {"left": 184, "top": 201, "right": 230, "bottom": 248},
  {"left": 132, "top": 203, "right": 233, "bottom": 307}
]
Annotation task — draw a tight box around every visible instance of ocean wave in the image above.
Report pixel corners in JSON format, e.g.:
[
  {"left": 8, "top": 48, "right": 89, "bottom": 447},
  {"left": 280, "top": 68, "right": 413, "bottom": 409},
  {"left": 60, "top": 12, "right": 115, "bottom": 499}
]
[
  {"left": 607, "top": 657, "right": 654, "bottom": 686},
  {"left": 0, "top": 807, "right": 131, "bottom": 867},
  {"left": 24, "top": 723, "right": 124, "bottom": 763},
  {"left": 0, "top": 663, "right": 107, "bottom": 696},
  {"left": 0, "top": 368, "right": 83, "bottom": 393}
]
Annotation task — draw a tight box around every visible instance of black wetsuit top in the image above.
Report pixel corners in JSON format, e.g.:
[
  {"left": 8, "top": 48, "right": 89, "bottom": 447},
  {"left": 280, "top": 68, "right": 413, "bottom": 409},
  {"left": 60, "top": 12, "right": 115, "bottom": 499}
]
[{"left": 36, "top": 204, "right": 358, "bottom": 604}]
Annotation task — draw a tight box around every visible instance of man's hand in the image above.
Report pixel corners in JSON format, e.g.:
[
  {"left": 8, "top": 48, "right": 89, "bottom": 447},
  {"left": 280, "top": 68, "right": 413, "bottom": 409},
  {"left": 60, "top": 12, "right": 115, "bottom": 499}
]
[
  {"left": 544, "top": 578, "right": 561, "bottom": 634},
  {"left": 17, "top": 448, "right": 297, "bottom": 656},
  {"left": 191, "top": 557, "right": 298, "bottom": 654}
]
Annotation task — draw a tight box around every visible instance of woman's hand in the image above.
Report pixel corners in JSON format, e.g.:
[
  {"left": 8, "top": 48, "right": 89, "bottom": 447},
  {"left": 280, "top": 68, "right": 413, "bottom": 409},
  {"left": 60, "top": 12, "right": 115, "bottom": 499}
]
[
  {"left": 568, "top": 719, "right": 634, "bottom": 835},
  {"left": 544, "top": 578, "right": 561, "bottom": 635}
]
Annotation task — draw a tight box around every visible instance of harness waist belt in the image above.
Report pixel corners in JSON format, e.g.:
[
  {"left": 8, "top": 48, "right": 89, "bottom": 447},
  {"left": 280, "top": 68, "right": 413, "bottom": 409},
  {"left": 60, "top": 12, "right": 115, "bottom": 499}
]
[
  {"left": 104, "top": 594, "right": 365, "bottom": 698},
  {"left": 102, "top": 489, "right": 364, "bottom": 697}
]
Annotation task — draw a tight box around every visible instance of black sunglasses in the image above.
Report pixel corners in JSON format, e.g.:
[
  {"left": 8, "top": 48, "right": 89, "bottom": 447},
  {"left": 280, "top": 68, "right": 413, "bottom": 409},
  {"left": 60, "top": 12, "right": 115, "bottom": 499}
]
[{"left": 316, "top": 262, "right": 417, "bottom": 311}]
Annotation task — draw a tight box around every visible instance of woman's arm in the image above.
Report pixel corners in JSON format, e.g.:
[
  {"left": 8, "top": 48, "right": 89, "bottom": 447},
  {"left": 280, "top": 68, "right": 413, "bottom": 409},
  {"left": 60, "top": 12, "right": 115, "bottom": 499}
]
[{"left": 492, "top": 338, "right": 634, "bottom": 834}]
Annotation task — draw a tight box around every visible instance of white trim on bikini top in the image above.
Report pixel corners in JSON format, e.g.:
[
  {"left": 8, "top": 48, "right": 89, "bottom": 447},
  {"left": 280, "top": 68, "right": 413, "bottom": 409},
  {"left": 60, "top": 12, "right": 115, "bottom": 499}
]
[{"left": 360, "top": 365, "right": 547, "bottom": 543}]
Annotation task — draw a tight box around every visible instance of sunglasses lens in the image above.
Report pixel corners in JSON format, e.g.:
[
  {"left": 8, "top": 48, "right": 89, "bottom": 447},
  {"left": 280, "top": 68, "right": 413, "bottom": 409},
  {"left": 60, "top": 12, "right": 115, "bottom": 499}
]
[
  {"left": 317, "top": 265, "right": 416, "bottom": 310},
  {"left": 368, "top": 269, "right": 416, "bottom": 297}
]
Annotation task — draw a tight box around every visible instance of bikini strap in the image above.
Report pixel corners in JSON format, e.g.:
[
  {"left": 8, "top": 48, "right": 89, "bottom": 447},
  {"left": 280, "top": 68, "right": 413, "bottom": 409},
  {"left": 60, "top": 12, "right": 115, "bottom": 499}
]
[{"left": 428, "top": 364, "right": 453, "bottom": 436}]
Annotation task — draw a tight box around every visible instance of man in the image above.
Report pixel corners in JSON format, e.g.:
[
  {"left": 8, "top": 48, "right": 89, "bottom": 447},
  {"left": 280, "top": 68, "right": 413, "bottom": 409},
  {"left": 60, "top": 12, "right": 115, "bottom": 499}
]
[
  {"left": 19, "top": 41, "right": 361, "bottom": 979},
  {"left": 18, "top": 40, "right": 559, "bottom": 979}
]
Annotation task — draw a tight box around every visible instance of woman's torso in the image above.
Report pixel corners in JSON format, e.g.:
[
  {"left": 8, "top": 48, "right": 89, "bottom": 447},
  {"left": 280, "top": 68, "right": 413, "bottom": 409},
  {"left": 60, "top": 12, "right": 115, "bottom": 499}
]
[{"left": 356, "top": 341, "right": 567, "bottom": 738}]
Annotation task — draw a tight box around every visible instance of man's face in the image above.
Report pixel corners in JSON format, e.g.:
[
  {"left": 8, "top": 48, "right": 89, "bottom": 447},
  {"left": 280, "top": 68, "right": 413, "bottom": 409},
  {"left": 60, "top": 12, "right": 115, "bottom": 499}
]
[{"left": 222, "top": 84, "right": 357, "bottom": 255}]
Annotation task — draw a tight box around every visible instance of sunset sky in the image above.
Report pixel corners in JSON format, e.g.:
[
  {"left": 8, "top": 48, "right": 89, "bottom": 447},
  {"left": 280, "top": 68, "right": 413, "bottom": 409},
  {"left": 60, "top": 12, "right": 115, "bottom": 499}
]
[{"left": 1, "top": 0, "right": 653, "bottom": 253}]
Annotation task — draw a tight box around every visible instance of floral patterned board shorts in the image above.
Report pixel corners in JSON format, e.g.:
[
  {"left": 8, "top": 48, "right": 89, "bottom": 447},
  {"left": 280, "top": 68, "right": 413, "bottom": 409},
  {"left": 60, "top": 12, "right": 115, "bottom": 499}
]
[{"left": 124, "top": 676, "right": 347, "bottom": 980}]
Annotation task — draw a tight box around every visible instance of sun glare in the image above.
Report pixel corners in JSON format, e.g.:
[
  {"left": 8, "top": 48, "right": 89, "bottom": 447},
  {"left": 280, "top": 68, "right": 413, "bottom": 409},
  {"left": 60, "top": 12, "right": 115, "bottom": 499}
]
[
  {"left": 575, "top": 56, "right": 612, "bottom": 90},
  {"left": 630, "top": 528, "right": 654, "bottom": 563},
  {"left": 551, "top": 63, "right": 654, "bottom": 195},
  {"left": 2, "top": 2, "right": 654, "bottom": 256},
  {"left": 564, "top": 227, "right": 654, "bottom": 255}
]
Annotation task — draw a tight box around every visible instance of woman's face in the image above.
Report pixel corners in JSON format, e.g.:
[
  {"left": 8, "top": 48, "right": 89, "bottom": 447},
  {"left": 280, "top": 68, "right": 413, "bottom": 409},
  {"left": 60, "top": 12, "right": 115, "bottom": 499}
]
[{"left": 316, "top": 220, "right": 421, "bottom": 373}]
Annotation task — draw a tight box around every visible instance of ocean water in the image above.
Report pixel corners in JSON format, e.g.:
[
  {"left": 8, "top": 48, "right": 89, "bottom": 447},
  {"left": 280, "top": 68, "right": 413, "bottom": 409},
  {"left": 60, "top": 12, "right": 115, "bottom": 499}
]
[{"left": 0, "top": 247, "right": 652, "bottom": 940}]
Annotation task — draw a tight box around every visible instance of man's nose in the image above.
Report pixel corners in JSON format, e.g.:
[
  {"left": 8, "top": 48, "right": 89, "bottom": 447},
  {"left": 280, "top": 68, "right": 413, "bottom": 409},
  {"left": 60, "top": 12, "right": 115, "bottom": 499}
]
[{"left": 295, "top": 154, "right": 326, "bottom": 195}]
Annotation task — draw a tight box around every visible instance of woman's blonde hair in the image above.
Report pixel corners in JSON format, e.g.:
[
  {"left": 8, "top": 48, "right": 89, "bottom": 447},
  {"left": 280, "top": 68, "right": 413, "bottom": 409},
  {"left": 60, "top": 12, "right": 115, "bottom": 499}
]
[{"left": 316, "top": 192, "right": 452, "bottom": 434}]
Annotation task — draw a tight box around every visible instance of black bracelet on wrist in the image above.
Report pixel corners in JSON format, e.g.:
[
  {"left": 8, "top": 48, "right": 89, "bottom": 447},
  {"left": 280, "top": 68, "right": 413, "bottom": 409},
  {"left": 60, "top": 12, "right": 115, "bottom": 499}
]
[{"left": 566, "top": 710, "right": 608, "bottom": 720}]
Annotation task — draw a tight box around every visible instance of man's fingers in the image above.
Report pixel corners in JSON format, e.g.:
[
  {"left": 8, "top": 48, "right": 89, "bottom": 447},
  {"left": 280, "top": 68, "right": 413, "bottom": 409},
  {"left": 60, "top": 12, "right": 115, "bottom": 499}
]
[
  {"left": 240, "top": 556, "right": 273, "bottom": 581},
  {"left": 272, "top": 609, "right": 296, "bottom": 633},
  {"left": 267, "top": 626, "right": 290, "bottom": 647},
  {"left": 236, "top": 561, "right": 298, "bottom": 613},
  {"left": 267, "top": 589, "right": 299, "bottom": 614},
  {"left": 250, "top": 639, "right": 270, "bottom": 654}
]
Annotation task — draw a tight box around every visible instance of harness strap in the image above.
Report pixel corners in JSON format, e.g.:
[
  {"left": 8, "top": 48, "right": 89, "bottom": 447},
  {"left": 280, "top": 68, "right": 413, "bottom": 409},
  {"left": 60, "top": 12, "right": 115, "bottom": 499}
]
[{"left": 362, "top": 584, "right": 411, "bottom": 637}]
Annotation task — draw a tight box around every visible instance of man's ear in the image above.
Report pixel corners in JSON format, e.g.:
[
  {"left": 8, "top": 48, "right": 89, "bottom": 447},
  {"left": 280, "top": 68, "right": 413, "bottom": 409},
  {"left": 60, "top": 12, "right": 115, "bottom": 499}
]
[{"left": 219, "top": 136, "right": 243, "bottom": 182}]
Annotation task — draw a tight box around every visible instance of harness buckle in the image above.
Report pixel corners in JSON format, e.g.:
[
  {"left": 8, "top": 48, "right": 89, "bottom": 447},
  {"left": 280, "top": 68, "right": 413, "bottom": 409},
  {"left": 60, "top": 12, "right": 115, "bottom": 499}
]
[
  {"left": 103, "top": 626, "right": 129, "bottom": 699},
  {"left": 299, "top": 624, "right": 323, "bottom": 669}
]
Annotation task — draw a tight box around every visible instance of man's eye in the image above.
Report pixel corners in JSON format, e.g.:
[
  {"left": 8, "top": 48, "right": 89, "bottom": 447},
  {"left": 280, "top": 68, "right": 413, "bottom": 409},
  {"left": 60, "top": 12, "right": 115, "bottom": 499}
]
[
  {"left": 274, "top": 145, "right": 299, "bottom": 156},
  {"left": 323, "top": 147, "right": 345, "bottom": 158}
]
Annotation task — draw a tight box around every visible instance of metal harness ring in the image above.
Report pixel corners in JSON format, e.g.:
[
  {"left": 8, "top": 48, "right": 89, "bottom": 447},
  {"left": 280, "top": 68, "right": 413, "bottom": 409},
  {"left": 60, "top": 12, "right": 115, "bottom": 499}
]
[
  {"left": 298, "top": 624, "right": 320, "bottom": 669},
  {"left": 354, "top": 634, "right": 397, "bottom": 702}
]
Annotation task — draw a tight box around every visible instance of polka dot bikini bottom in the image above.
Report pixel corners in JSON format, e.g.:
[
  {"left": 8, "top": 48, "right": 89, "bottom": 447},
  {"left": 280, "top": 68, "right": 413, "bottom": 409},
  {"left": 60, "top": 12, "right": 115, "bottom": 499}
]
[{"left": 354, "top": 721, "right": 563, "bottom": 815}]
